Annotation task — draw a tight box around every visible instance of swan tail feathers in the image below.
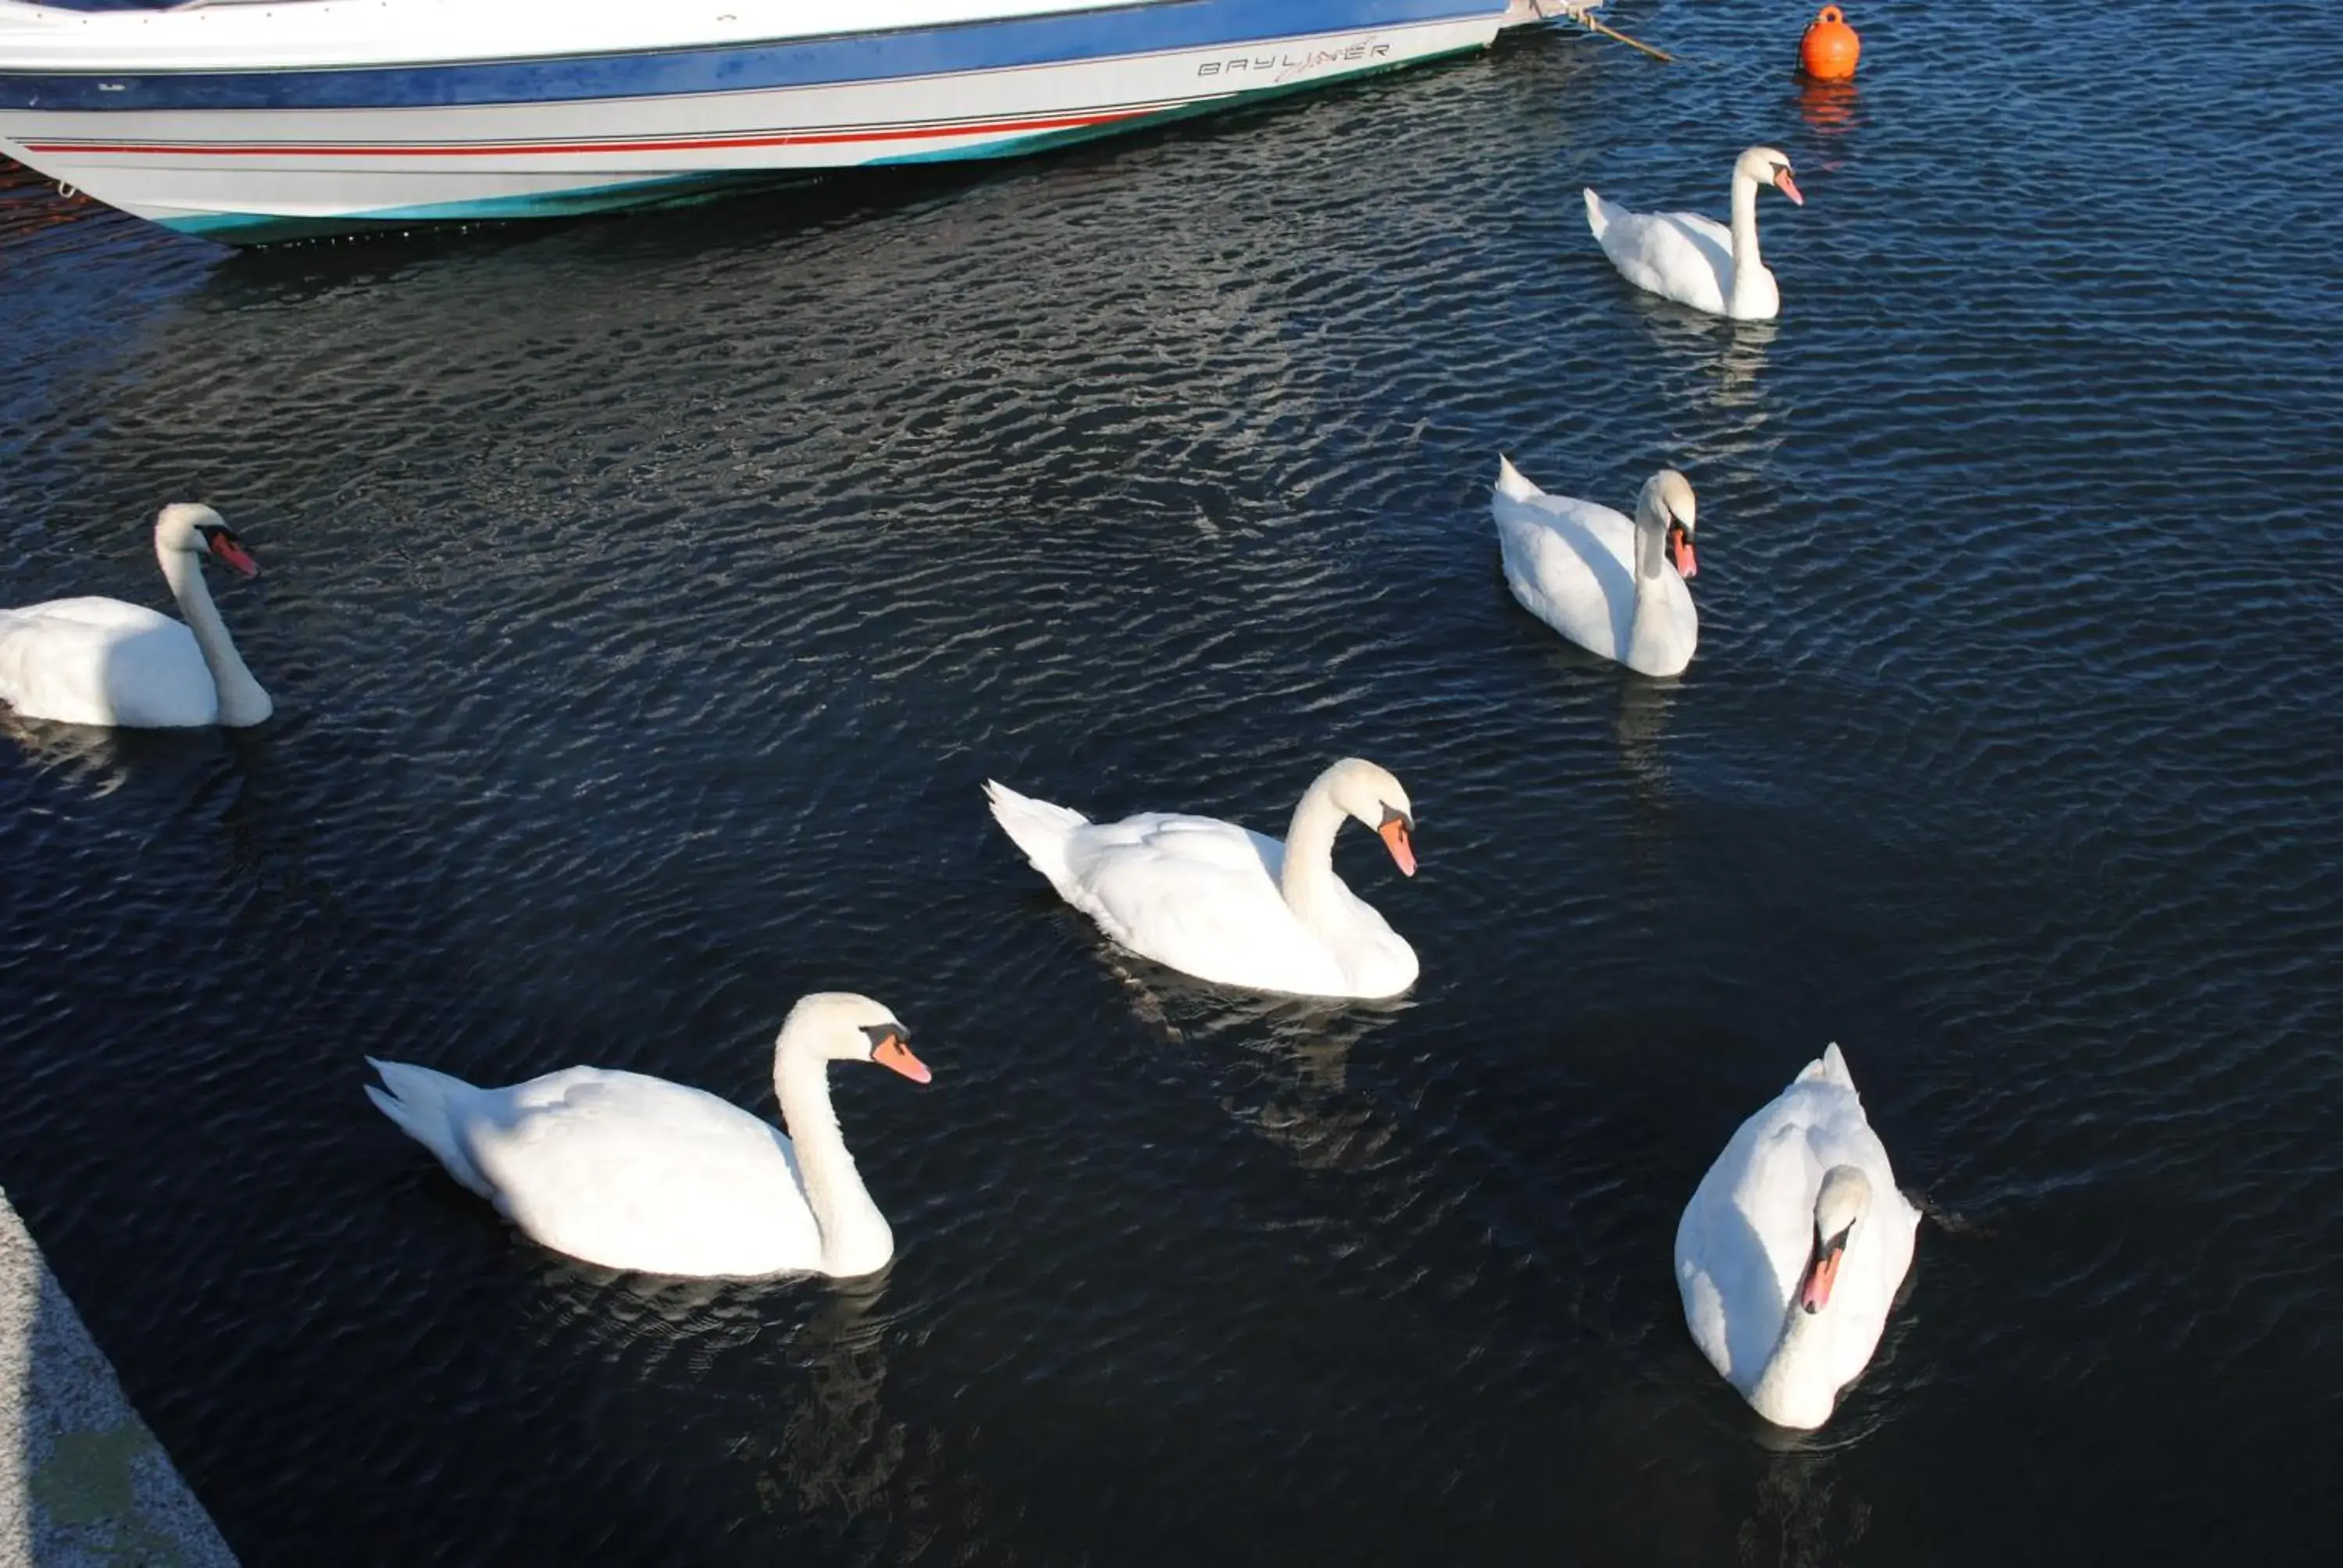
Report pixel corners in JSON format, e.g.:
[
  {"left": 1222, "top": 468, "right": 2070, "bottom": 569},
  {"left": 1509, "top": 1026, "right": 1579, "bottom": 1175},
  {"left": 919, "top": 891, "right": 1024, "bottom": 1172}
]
[
  {"left": 1582, "top": 187, "right": 1609, "bottom": 239},
  {"left": 1493, "top": 454, "right": 1541, "bottom": 503},
  {"left": 1797, "top": 1041, "right": 1856, "bottom": 1090},
  {"left": 983, "top": 779, "right": 1090, "bottom": 894},
  {"left": 366, "top": 1059, "right": 493, "bottom": 1197}
]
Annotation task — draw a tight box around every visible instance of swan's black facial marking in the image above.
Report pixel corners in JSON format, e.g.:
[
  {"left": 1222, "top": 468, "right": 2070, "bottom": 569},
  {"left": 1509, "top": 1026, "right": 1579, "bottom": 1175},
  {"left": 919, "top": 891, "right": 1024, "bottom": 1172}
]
[
  {"left": 1375, "top": 802, "right": 1418, "bottom": 875},
  {"left": 1765, "top": 158, "right": 1805, "bottom": 207},
  {"left": 194, "top": 523, "right": 260, "bottom": 576},
  {"left": 862, "top": 1021, "right": 932, "bottom": 1084},
  {"left": 1799, "top": 1221, "right": 1855, "bottom": 1314},
  {"left": 1665, "top": 521, "right": 1698, "bottom": 579}
]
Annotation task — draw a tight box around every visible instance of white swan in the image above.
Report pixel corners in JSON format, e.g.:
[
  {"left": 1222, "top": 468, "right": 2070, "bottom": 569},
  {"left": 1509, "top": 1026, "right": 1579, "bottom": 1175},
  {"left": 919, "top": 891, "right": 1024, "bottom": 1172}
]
[
  {"left": 0, "top": 503, "right": 272, "bottom": 729},
  {"left": 1674, "top": 1043, "right": 1920, "bottom": 1429},
  {"left": 1492, "top": 456, "right": 1700, "bottom": 677},
  {"left": 985, "top": 757, "right": 1419, "bottom": 1000},
  {"left": 1585, "top": 145, "right": 1804, "bottom": 320},
  {"left": 365, "top": 992, "right": 932, "bottom": 1279}
]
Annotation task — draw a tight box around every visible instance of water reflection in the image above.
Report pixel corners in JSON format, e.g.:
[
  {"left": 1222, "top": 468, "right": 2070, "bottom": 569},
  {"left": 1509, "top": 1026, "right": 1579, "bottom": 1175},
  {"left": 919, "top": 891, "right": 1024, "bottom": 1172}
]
[
  {"left": 0, "top": 711, "right": 144, "bottom": 797},
  {"left": 522, "top": 1255, "right": 915, "bottom": 1534},
  {"left": 205, "top": 722, "right": 365, "bottom": 950},
  {"left": 1098, "top": 943, "right": 1410, "bottom": 1174},
  {"left": 1794, "top": 80, "right": 1863, "bottom": 140},
  {"left": 1613, "top": 673, "right": 1680, "bottom": 811},
  {"left": 524, "top": 1253, "right": 772, "bottom": 1367},
  {"left": 0, "top": 711, "right": 355, "bottom": 959},
  {"left": 0, "top": 155, "right": 102, "bottom": 246},
  {"left": 1632, "top": 304, "right": 1779, "bottom": 444},
  {"left": 1735, "top": 1450, "right": 1874, "bottom": 1567},
  {"left": 746, "top": 1277, "right": 907, "bottom": 1523},
  {"left": 1709, "top": 319, "right": 1778, "bottom": 415}
]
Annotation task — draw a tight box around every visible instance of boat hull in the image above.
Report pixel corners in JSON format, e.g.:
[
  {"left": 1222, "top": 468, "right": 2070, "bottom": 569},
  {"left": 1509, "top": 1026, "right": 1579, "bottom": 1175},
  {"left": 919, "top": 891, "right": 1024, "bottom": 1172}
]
[{"left": 0, "top": 2, "right": 1510, "bottom": 242}]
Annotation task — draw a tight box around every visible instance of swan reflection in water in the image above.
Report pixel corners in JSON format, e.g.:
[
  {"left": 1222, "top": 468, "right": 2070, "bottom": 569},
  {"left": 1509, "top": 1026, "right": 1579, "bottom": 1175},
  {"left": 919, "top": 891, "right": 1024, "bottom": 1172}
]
[
  {"left": 1613, "top": 672, "right": 1686, "bottom": 877},
  {"left": 523, "top": 1255, "right": 931, "bottom": 1548},
  {"left": 0, "top": 707, "right": 149, "bottom": 796},
  {"left": 1093, "top": 939, "right": 1412, "bottom": 1175},
  {"left": 1735, "top": 1449, "right": 1877, "bottom": 1567},
  {"left": 1708, "top": 318, "right": 1778, "bottom": 415},
  {"left": 0, "top": 712, "right": 333, "bottom": 921},
  {"left": 745, "top": 1277, "right": 908, "bottom": 1523},
  {"left": 1631, "top": 303, "right": 1778, "bottom": 432}
]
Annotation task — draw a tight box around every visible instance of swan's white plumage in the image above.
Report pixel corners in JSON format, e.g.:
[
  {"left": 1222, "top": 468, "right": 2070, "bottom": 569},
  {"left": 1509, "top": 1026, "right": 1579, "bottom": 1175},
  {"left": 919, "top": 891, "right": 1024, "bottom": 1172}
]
[
  {"left": 986, "top": 761, "right": 1418, "bottom": 1000},
  {"left": 1584, "top": 146, "right": 1802, "bottom": 321},
  {"left": 0, "top": 597, "right": 223, "bottom": 728},
  {"left": 0, "top": 503, "right": 271, "bottom": 729},
  {"left": 366, "top": 992, "right": 922, "bottom": 1279},
  {"left": 1674, "top": 1044, "right": 1920, "bottom": 1427},
  {"left": 1585, "top": 191, "right": 1752, "bottom": 318},
  {"left": 369, "top": 1062, "right": 821, "bottom": 1275},
  {"left": 1492, "top": 457, "right": 1698, "bottom": 677}
]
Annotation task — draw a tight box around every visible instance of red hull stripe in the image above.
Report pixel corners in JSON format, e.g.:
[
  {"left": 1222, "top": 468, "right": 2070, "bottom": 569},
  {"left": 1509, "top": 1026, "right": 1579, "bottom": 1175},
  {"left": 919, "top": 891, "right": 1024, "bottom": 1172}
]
[{"left": 22, "top": 105, "right": 1154, "bottom": 159}]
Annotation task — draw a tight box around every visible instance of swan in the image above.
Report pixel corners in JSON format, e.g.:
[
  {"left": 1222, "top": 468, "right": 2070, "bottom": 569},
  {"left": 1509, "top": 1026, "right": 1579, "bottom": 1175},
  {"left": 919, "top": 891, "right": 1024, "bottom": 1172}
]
[
  {"left": 985, "top": 757, "right": 1419, "bottom": 999},
  {"left": 365, "top": 992, "right": 932, "bottom": 1279},
  {"left": 0, "top": 503, "right": 272, "bottom": 729},
  {"left": 1492, "top": 456, "right": 1700, "bottom": 677},
  {"left": 1674, "top": 1043, "right": 1920, "bottom": 1429},
  {"left": 1585, "top": 145, "right": 1804, "bottom": 320}
]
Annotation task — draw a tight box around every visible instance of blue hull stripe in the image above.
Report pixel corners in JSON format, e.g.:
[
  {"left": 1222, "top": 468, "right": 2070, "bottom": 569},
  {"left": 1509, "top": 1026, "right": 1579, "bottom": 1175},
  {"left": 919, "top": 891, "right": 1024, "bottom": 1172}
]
[{"left": 0, "top": 0, "right": 1500, "bottom": 114}]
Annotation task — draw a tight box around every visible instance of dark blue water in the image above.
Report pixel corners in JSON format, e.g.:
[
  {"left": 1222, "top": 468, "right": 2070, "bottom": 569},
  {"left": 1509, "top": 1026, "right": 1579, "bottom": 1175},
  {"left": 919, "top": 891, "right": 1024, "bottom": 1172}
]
[{"left": 4, "top": 3, "right": 2341, "bottom": 1562}]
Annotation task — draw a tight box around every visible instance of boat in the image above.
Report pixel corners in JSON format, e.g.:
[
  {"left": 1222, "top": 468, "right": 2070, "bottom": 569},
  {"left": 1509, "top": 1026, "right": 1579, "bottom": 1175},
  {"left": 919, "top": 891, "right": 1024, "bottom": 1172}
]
[{"left": 0, "top": 1, "right": 1592, "bottom": 244}]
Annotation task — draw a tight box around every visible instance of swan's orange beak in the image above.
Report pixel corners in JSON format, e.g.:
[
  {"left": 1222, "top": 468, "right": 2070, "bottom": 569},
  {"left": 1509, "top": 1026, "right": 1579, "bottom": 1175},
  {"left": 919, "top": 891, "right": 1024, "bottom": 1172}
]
[
  {"left": 205, "top": 529, "right": 260, "bottom": 577},
  {"left": 872, "top": 1032, "right": 931, "bottom": 1085},
  {"left": 1799, "top": 1236, "right": 1845, "bottom": 1313},
  {"left": 1668, "top": 526, "right": 1698, "bottom": 580},
  {"left": 1378, "top": 814, "right": 1418, "bottom": 878},
  {"left": 1774, "top": 169, "right": 1805, "bottom": 206}
]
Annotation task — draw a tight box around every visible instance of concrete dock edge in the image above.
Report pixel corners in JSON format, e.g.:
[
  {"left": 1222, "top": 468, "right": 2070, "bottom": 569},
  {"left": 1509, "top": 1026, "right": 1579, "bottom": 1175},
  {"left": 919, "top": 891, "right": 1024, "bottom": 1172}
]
[{"left": 1, "top": 1188, "right": 237, "bottom": 1567}]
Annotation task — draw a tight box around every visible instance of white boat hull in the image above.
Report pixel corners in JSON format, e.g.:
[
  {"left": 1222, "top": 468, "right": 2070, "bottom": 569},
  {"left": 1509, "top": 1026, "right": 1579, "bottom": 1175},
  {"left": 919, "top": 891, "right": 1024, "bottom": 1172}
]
[{"left": 0, "top": 1, "right": 1515, "bottom": 242}]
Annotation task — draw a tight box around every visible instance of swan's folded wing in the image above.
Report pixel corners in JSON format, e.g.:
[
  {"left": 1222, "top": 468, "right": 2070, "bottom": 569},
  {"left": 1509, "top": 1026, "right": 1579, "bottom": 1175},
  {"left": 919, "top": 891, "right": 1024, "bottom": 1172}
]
[
  {"left": 1674, "top": 1185, "right": 1746, "bottom": 1383},
  {"left": 463, "top": 1068, "right": 818, "bottom": 1272},
  {"left": 1599, "top": 211, "right": 1733, "bottom": 313},
  {"left": 1492, "top": 497, "right": 1634, "bottom": 659},
  {"left": 1061, "top": 814, "right": 1340, "bottom": 990},
  {"left": 9, "top": 597, "right": 164, "bottom": 632},
  {"left": 1663, "top": 210, "right": 1734, "bottom": 258},
  {"left": 0, "top": 598, "right": 212, "bottom": 726},
  {"left": 1681, "top": 1107, "right": 1822, "bottom": 1385}
]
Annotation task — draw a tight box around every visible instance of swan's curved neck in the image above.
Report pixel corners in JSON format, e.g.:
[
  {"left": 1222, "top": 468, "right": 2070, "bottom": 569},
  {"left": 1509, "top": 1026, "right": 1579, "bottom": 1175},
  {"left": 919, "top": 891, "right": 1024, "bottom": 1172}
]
[
  {"left": 1621, "top": 505, "right": 1671, "bottom": 665},
  {"left": 1746, "top": 1286, "right": 1838, "bottom": 1427},
  {"left": 157, "top": 544, "right": 271, "bottom": 726},
  {"left": 1634, "top": 507, "right": 1669, "bottom": 586},
  {"left": 776, "top": 1049, "right": 893, "bottom": 1278},
  {"left": 1278, "top": 779, "right": 1351, "bottom": 934},
  {"left": 1729, "top": 169, "right": 1763, "bottom": 276}
]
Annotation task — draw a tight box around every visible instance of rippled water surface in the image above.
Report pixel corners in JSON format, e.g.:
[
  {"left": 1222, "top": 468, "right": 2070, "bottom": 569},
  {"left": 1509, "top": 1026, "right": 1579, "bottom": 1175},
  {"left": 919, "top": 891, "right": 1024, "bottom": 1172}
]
[{"left": 4, "top": 3, "right": 2341, "bottom": 1562}]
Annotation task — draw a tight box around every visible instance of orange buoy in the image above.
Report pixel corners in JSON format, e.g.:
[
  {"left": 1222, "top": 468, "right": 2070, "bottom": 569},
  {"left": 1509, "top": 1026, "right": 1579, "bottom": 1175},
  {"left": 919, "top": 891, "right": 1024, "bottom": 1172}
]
[{"left": 1799, "top": 6, "right": 1862, "bottom": 81}]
